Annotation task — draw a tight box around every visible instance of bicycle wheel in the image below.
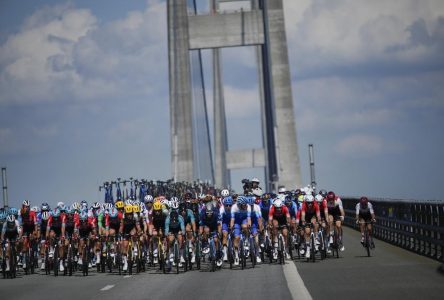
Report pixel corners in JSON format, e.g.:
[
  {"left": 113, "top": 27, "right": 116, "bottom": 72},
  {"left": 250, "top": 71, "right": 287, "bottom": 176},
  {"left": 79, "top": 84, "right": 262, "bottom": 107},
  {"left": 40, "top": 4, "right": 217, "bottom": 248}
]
[
  {"left": 53, "top": 244, "right": 59, "bottom": 277},
  {"left": 228, "top": 238, "right": 234, "bottom": 269},
  {"left": 174, "top": 241, "right": 179, "bottom": 274},
  {"left": 365, "top": 229, "right": 371, "bottom": 257},
  {"left": 278, "top": 235, "right": 284, "bottom": 265},
  {"left": 287, "top": 234, "right": 294, "bottom": 261},
  {"left": 10, "top": 243, "right": 17, "bottom": 279},
  {"left": 195, "top": 238, "right": 201, "bottom": 270}
]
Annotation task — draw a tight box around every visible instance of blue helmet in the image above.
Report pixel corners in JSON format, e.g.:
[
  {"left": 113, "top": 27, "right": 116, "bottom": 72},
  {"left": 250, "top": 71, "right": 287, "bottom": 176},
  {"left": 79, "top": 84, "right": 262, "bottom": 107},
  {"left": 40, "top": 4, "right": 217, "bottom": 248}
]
[
  {"left": 79, "top": 211, "right": 88, "bottom": 221},
  {"left": 246, "top": 196, "right": 255, "bottom": 205},
  {"left": 9, "top": 207, "right": 18, "bottom": 216},
  {"left": 52, "top": 208, "right": 61, "bottom": 218},
  {"left": 223, "top": 197, "right": 233, "bottom": 206},
  {"left": 41, "top": 203, "right": 50, "bottom": 211},
  {"left": 284, "top": 195, "right": 293, "bottom": 204},
  {"left": 0, "top": 211, "right": 6, "bottom": 220},
  {"left": 237, "top": 196, "right": 246, "bottom": 205},
  {"left": 109, "top": 207, "right": 118, "bottom": 218},
  {"left": 81, "top": 200, "right": 88, "bottom": 208}
]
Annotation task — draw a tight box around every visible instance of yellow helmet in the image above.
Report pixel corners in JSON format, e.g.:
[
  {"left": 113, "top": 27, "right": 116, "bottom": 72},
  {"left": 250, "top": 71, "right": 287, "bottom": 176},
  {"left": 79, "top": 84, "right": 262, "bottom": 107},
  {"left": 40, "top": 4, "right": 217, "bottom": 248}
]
[
  {"left": 124, "top": 205, "right": 133, "bottom": 214},
  {"left": 133, "top": 205, "right": 140, "bottom": 213},
  {"left": 153, "top": 202, "right": 162, "bottom": 211},
  {"left": 115, "top": 201, "right": 124, "bottom": 209}
]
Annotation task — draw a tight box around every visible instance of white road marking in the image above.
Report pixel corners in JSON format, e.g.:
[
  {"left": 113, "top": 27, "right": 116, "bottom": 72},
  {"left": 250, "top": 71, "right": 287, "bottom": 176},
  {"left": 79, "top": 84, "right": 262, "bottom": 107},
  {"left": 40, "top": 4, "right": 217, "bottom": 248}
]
[
  {"left": 283, "top": 262, "right": 313, "bottom": 300},
  {"left": 123, "top": 275, "right": 132, "bottom": 278},
  {"left": 100, "top": 285, "right": 115, "bottom": 291}
]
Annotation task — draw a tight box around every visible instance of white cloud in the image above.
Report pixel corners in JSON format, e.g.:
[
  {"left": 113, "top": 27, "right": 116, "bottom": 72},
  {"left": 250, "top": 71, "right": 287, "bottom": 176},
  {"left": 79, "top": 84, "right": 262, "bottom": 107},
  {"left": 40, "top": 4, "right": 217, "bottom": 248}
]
[
  {"left": 224, "top": 85, "right": 260, "bottom": 118},
  {"left": 0, "top": 1, "right": 167, "bottom": 105}
]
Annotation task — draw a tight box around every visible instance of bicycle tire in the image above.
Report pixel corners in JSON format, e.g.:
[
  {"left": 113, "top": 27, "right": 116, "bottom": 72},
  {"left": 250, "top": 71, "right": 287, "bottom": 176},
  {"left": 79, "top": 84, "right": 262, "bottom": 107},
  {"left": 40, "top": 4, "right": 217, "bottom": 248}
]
[
  {"left": 365, "top": 229, "right": 371, "bottom": 257},
  {"left": 54, "top": 243, "right": 59, "bottom": 277},
  {"left": 174, "top": 241, "right": 179, "bottom": 274}
]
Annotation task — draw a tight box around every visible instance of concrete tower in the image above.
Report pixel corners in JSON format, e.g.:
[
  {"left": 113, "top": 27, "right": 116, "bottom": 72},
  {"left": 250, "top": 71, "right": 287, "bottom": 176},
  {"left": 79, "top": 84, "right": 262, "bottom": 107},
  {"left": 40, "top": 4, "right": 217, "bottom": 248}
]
[{"left": 168, "top": 0, "right": 302, "bottom": 190}]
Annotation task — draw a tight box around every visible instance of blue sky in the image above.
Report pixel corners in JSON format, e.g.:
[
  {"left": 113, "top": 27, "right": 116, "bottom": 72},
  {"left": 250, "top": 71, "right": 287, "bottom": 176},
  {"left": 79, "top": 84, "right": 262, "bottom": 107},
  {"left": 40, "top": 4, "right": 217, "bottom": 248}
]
[{"left": 1, "top": 0, "right": 443, "bottom": 207}]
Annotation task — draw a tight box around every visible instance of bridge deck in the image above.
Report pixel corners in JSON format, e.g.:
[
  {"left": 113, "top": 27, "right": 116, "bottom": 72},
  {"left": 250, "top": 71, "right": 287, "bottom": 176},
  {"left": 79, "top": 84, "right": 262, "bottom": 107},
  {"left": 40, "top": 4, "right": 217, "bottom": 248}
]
[{"left": 0, "top": 227, "right": 442, "bottom": 300}]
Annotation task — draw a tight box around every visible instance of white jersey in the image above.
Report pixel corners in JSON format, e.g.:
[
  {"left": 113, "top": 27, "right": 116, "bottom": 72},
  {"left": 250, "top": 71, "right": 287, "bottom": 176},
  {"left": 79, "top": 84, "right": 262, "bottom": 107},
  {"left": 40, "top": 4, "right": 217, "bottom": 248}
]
[{"left": 356, "top": 202, "right": 374, "bottom": 215}]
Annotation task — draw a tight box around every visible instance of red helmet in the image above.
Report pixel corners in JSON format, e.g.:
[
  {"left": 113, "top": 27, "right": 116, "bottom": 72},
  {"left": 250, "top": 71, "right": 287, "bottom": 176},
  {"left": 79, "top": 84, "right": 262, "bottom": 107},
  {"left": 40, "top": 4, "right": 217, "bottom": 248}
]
[
  {"left": 327, "top": 191, "right": 335, "bottom": 200},
  {"left": 360, "top": 197, "right": 368, "bottom": 206}
]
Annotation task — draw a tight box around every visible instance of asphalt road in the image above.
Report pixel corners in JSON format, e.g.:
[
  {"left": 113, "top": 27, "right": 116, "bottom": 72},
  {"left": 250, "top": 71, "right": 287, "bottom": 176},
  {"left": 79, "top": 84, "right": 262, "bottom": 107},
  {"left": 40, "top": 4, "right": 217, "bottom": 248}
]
[{"left": 1, "top": 227, "right": 442, "bottom": 300}]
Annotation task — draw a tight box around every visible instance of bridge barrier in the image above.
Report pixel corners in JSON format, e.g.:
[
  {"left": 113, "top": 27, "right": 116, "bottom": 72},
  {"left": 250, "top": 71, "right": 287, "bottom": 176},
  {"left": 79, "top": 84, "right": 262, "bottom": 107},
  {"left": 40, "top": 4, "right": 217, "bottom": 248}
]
[{"left": 341, "top": 197, "right": 444, "bottom": 262}]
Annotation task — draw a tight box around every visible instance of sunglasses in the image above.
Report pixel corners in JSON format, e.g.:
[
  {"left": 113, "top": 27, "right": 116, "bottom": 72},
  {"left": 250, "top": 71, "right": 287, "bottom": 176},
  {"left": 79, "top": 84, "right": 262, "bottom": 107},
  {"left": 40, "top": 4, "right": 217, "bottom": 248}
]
[{"left": 224, "top": 204, "right": 232, "bottom": 208}]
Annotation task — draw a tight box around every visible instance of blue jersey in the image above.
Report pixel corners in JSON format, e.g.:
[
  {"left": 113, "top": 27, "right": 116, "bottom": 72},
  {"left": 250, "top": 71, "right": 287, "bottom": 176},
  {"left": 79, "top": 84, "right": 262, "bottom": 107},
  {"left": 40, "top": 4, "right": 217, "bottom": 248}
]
[
  {"left": 164, "top": 212, "right": 185, "bottom": 235},
  {"left": 230, "top": 203, "right": 251, "bottom": 224},
  {"left": 219, "top": 206, "right": 231, "bottom": 225},
  {"left": 286, "top": 201, "right": 298, "bottom": 219}
]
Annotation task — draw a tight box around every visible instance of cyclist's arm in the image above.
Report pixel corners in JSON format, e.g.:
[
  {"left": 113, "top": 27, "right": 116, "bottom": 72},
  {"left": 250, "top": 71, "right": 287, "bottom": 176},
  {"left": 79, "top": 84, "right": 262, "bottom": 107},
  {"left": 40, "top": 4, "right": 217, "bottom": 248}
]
[
  {"left": 355, "top": 204, "right": 360, "bottom": 222},
  {"left": 179, "top": 216, "right": 185, "bottom": 233},
  {"left": 164, "top": 216, "right": 170, "bottom": 236},
  {"left": 369, "top": 203, "right": 376, "bottom": 220}
]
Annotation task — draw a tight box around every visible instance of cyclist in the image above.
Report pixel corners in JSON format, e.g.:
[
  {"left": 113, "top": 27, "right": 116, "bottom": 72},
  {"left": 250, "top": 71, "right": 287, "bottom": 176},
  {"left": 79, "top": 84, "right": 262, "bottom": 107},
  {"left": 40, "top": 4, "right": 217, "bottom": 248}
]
[
  {"left": 1, "top": 214, "right": 21, "bottom": 272},
  {"left": 300, "top": 194, "right": 322, "bottom": 259},
  {"left": 230, "top": 196, "right": 251, "bottom": 266},
  {"left": 165, "top": 199, "right": 185, "bottom": 267},
  {"left": 268, "top": 195, "right": 291, "bottom": 259},
  {"left": 325, "top": 191, "right": 345, "bottom": 251},
  {"left": 62, "top": 205, "right": 79, "bottom": 267},
  {"left": 247, "top": 195, "right": 263, "bottom": 263},
  {"left": 119, "top": 205, "right": 141, "bottom": 271},
  {"left": 77, "top": 211, "right": 94, "bottom": 267},
  {"left": 178, "top": 200, "right": 196, "bottom": 263},
  {"left": 18, "top": 200, "right": 37, "bottom": 269},
  {"left": 285, "top": 194, "right": 299, "bottom": 253},
  {"left": 219, "top": 196, "right": 233, "bottom": 261},
  {"left": 46, "top": 207, "right": 66, "bottom": 272},
  {"left": 37, "top": 204, "right": 51, "bottom": 270},
  {"left": 355, "top": 197, "right": 376, "bottom": 247},
  {"left": 150, "top": 201, "right": 167, "bottom": 264},
  {"left": 199, "top": 201, "right": 222, "bottom": 266}
]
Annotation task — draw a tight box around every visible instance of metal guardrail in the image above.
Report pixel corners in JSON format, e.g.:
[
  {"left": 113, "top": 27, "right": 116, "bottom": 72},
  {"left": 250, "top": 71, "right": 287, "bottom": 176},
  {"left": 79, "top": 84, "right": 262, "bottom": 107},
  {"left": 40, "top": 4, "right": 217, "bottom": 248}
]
[{"left": 341, "top": 197, "right": 444, "bottom": 262}]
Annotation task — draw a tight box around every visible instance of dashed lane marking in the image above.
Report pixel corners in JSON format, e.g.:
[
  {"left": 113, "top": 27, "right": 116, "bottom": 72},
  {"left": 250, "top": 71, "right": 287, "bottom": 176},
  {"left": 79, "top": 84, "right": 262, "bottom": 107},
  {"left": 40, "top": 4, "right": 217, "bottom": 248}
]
[
  {"left": 100, "top": 285, "right": 115, "bottom": 291},
  {"left": 123, "top": 275, "right": 132, "bottom": 278}
]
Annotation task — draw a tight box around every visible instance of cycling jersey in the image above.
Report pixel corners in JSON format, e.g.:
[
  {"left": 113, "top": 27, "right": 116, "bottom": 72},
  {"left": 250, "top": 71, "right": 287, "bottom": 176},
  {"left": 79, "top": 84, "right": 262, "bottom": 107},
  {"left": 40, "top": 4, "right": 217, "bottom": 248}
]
[
  {"left": 122, "top": 214, "right": 138, "bottom": 235},
  {"left": 78, "top": 219, "right": 94, "bottom": 238},
  {"left": 65, "top": 213, "right": 79, "bottom": 235},
  {"left": 19, "top": 209, "right": 37, "bottom": 235},
  {"left": 152, "top": 209, "right": 166, "bottom": 232},
  {"left": 105, "top": 212, "right": 123, "bottom": 232},
  {"left": 165, "top": 210, "right": 185, "bottom": 235},
  {"left": 356, "top": 202, "right": 374, "bottom": 221},
  {"left": 1, "top": 220, "right": 20, "bottom": 241},
  {"left": 180, "top": 208, "right": 195, "bottom": 226},
  {"left": 268, "top": 205, "right": 290, "bottom": 227},
  {"left": 285, "top": 201, "right": 298, "bottom": 219},
  {"left": 231, "top": 203, "right": 251, "bottom": 238},
  {"left": 250, "top": 204, "right": 262, "bottom": 235},
  {"left": 219, "top": 206, "right": 232, "bottom": 233},
  {"left": 301, "top": 202, "right": 320, "bottom": 224},
  {"left": 259, "top": 201, "right": 272, "bottom": 224},
  {"left": 47, "top": 214, "right": 66, "bottom": 236},
  {"left": 199, "top": 208, "right": 220, "bottom": 232},
  {"left": 326, "top": 197, "right": 343, "bottom": 217}
]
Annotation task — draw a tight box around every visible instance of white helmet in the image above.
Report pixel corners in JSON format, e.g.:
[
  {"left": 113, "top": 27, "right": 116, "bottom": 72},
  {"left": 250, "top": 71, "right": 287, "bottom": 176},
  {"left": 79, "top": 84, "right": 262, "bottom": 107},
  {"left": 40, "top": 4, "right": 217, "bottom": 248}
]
[
  {"left": 31, "top": 206, "right": 39, "bottom": 212},
  {"left": 57, "top": 201, "right": 64, "bottom": 208},
  {"left": 221, "top": 189, "right": 230, "bottom": 197},
  {"left": 315, "top": 194, "right": 324, "bottom": 203},
  {"left": 161, "top": 198, "right": 170, "bottom": 208},
  {"left": 170, "top": 198, "right": 179, "bottom": 209},
  {"left": 42, "top": 211, "right": 51, "bottom": 221},
  {"left": 278, "top": 187, "right": 286, "bottom": 194},
  {"left": 72, "top": 202, "right": 81, "bottom": 210},
  {"left": 305, "top": 194, "right": 314, "bottom": 203},
  {"left": 251, "top": 177, "right": 260, "bottom": 183},
  {"left": 6, "top": 214, "right": 15, "bottom": 223},
  {"left": 22, "top": 200, "right": 30, "bottom": 206},
  {"left": 144, "top": 195, "right": 153, "bottom": 203},
  {"left": 273, "top": 199, "right": 283, "bottom": 208},
  {"left": 252, "top": 187, "right": 263, "bottom": 197}
]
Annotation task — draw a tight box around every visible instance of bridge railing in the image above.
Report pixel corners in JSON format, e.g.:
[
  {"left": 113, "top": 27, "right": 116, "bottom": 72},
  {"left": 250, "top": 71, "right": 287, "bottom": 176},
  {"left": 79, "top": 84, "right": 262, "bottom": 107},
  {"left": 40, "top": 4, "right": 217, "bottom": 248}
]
[{"left": 341, "top": 197, "right": 444, "bottom": 262}]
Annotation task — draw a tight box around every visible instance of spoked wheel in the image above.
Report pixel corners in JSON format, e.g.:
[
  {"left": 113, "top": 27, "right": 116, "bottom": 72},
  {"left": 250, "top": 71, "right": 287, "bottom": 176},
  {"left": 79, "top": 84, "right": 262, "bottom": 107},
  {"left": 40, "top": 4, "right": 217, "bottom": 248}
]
[{"left": 310, "top": 234, "right": 316, "bottom": 263}]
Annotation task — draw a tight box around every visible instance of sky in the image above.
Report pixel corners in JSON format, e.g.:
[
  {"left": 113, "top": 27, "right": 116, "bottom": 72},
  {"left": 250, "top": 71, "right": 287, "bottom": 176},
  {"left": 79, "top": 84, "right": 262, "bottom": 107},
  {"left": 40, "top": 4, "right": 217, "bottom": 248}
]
[{"left": 0, "top": 0, "right": 443, "bottom": 207}]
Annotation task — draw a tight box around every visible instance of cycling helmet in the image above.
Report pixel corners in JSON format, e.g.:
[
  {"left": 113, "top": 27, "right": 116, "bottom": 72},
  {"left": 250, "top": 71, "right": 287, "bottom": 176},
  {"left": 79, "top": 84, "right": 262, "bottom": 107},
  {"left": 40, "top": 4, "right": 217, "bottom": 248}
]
[
  {"left": 105, "top": 203, "right": 113, "bottom": 210},
  {"left": 6, "top": 214, "right": 15, "bottom": 223},
  {"left": 305, "top": 194, "right": 314, "bottom": 203},
  {"left": 161, "top": 199, "right": 170, "bottom": 208},
  {"left": 0, "top": 211, "right": 6, "bottom": 220},
  {"left": 360, "top": 197, "right": 369, "bottom": 207},
  {"left": 22, "top": 200, "right": 30, "bottom": 207},
  {"left": 79, "top": 211, "right": 88, "bottom": 221},
  {"left": 41, "top": 203, "right": 50, "bottom": 211},
  {"left": 80, "top": 200, "right": 88, "bottom": 207},
  {"left": 59, "top": 204, "right": 67, "bottom": 212},
  {"left": 237, "top": 196, "right": 246, "bottom": 206},
  {"left": 223, "top": 196, "right": 233, "bottom": 206},
  {"left": 252, "top": 187, "right": 263, "bottom": 197},
  {"left": 251, "top": 177, "right": 260, "bottom": 183},
  {"left": 66, "top": 206, "right": 74, "bottom": 214},
  {"left": 144, "top": 195, "right": 154, "bottom": 203},
  {"left": 57, "top": 201, "right": 65, "bottom": 208},
  {"left": 139, "top": 202, "right": 146, "bottom": 212},
  {"left": 319, "top": 189, "right": 327, "bottom": 198},
  {"left": 315, "top": 194, "right": 324, "bottom": 203},
  {"left": 133, "top": 205, "right": 140, "bottom": 213},
  {"left": 115, "top": 200, "right": 124, "bottom": 209},
  {"left": 205, "top": 201, "right": 215, "bottom": 211},
  {"left": 327, "top": 191, "right": 335, "bottom": 200},
  {"left": 170, "top": 198, "right": 179, "bottom": 209},
  {"left": 273, "top": 199, "right": 283, "bottom": 208},
  {"left": 52, "top": 208, "right": 61, "bottom": 217},
  {"left": 31, "top": 206, "right": 39, "bottom": 212},
  {"left": 221, "top": 189, "right": 230, "bottom": 197},
  {"left": 153, "top": 202, "right": 163, "bottom": 211},
  {"left": 10, "top": 207, "right": 18, "bottom": 216},
  {"left": 92, "top": 202, "right": 100, "bottom": 209},
  {"left": 284, "top": 195, "right": 293, "bottom": 204},
  {"left": 278, "top": 187, "right": 286, "bottom": 194},
  {"left": 124, "top": 205, "right": 133, "bottom": 214},
  {"left": 109, "top": 207, "right": 119, "bottom": 218},
  {"left": 72, "top": 202, "right": 80, "bottom": 211}
]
